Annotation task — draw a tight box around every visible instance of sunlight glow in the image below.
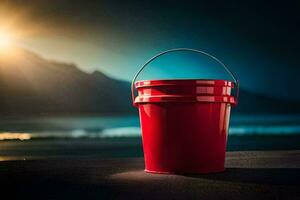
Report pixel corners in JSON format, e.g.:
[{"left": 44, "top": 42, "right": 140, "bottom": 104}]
[
  {"left": 0, "top": 30, "right": 13, "bottom": 49},
  {"left": 0, "top": 132, "right": 31, "bottom": 140}
]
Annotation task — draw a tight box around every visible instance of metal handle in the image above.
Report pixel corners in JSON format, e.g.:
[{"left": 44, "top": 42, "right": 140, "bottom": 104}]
[{"left": 131, "top": 48, "right": 239, "bottom": 106}]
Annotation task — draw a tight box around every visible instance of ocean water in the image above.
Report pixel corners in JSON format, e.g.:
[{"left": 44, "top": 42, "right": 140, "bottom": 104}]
[{"left": 0, "top": 115, "right": 300, "bottom": 140}]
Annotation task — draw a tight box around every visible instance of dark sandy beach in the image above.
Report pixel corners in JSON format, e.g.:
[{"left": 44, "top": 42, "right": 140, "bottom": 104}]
[
  {"left": 0, "top": 135, "right": 300, "bottom": 199},
  {"left": 1, "top": 150, "right": 300, "bottom": 200}
]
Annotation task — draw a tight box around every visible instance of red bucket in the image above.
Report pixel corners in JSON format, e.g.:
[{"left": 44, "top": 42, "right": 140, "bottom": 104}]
[{"left": 132, "top": 49, "right": 239, "bottom": 174}]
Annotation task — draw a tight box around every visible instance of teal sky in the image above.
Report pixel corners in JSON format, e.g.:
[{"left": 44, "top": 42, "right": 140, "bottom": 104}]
[{"left": 1, "top": 0, "right": 299, "bottom": 100}]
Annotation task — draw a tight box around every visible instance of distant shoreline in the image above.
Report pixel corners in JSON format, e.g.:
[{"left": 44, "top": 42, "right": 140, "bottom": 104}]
[{"left": 0, "top": 135, "right": 299, "bottom": 161}]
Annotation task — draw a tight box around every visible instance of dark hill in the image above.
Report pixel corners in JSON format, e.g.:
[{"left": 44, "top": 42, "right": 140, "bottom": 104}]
[
  {"left": 234, "top": 89, "right": 300, "bottom": 114},
  {"left": 0, "top": 48, "right": 133, "bottom": 115},
  {"left": 0, "top": 48, "right": 299, "bottom": 116}
]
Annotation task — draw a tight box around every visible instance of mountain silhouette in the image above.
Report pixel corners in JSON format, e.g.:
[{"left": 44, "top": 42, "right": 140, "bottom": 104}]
[
  {"left": 234, "top": 89, "right": 300, "bottom": 114},
  {"left": 0, "top": 48, "right": 299, "bottom": 116},
  {"left": 0, "top": 48, "right": 133, "bottom": 115}
]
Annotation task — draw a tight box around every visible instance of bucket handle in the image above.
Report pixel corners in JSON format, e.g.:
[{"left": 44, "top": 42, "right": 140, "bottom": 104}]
[{"left": 131, "top": 48, "right": 239, "bottom": 106}]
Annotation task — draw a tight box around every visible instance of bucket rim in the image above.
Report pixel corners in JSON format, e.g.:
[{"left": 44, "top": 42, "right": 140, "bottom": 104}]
[
  {"left": 135, "top": 79, "right": 235, "bottom": 88},
  {"left": 134, "top": 95, "right": 236, "bottom": 105}
]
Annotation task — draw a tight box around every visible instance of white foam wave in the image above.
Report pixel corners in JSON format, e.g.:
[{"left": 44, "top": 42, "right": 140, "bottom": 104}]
[
  {"left": 229, "top": 125, "right": 300, "bottom": 135},
  {"left": 100, "top": 127, "right": 141, "bottom": 138}
]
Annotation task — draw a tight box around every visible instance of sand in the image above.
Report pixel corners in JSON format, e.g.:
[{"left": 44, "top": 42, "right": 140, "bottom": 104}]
[{"left": 0, "top": 150, "right": 299, "bottom": 200}]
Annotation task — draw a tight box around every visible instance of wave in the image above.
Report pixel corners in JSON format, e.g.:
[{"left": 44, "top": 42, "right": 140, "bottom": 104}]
[
  {"left": 230, "top": 125, "right": 300, "bottom": 135},
  {"left": 1, "top": 125, "right": 300, "bottom": 140}
]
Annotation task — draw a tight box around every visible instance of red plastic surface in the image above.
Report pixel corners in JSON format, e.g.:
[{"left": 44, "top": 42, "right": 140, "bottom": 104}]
[
  {"left": 135, "top": 79, "right": 235, "bottom": 88},
  {"left": 139, "top": 102, "right": 230, "bottom": 173},
  {"left": 134, "top": 79, "right": 236, "bottom": 174},
  {"left": 135, "top": 79, "right": 237, "bottom": 105}
]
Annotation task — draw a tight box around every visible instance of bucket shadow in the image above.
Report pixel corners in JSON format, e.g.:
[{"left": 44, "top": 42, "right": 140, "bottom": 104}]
[
  {"left": 110, "top": 167, "right": 300, "bottom": 186},
  {"left": 183, "top": 168, "right": 300, "bottom": 186}
]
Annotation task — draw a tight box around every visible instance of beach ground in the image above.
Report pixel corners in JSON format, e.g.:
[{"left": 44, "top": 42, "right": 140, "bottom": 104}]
[
  {"left": 0, "top": 135, "right": 300, "bottom": 199},
  {"left": 1, "top": 150, "right": 300, "bottom": 200}
]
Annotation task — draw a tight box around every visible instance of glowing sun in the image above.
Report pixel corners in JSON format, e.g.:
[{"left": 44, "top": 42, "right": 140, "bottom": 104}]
[{"left": 0, "top": 30, "right": 14, "bottom": 50}]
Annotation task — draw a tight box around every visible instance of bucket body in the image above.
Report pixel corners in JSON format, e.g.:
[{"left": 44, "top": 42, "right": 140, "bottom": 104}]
[{"left": 134, "top": 79, "right": 236, "bottom": 174}]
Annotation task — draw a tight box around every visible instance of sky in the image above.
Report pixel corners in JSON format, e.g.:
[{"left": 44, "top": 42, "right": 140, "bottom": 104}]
[{"left": 0, "top": 0, "right": 299, "bottom": 100}]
